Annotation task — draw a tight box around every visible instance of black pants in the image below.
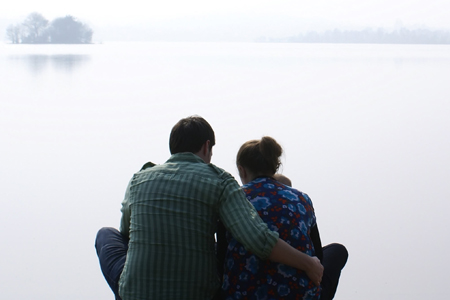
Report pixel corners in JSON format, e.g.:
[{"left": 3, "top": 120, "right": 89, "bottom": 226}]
[
  {"left": 320, "top": 243, "right": 349, "bottom": 300},
  {"left": 95, "top": 227, "right": 128, "bottom": 300},
  {"left": 96, "top": 228, "right": 348, "bottom": 300}
]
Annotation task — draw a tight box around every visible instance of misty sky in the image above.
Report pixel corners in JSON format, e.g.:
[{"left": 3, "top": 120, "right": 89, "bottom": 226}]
[{"left": 0, "top": 0, "right": 450, "bottom": 28}]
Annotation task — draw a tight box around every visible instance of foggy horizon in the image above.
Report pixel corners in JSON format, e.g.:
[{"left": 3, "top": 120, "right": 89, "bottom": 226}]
[
  {"left": 3, "top": 16, "right": 450, "bottom": 43},
  {"left": 2, "top": 4, "right": 450, "bottom": 43}
]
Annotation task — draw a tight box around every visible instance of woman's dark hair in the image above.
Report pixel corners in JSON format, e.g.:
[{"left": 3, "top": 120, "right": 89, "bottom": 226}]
[
  {"left": 169, "top": 116, "right": 216, "bottom": 154},
  {"left": 236, "top": 136, "right": 282, "bottom": 176}
]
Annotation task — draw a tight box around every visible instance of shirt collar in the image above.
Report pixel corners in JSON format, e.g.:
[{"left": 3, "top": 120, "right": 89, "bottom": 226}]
[{"left": 166, "top": 152, "right": 206, "bottom": 164}]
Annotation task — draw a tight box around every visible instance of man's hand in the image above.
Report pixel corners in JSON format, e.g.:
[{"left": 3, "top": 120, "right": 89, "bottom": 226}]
[{"left": 305, "top": 256, "right": 324, "bottom": 286}]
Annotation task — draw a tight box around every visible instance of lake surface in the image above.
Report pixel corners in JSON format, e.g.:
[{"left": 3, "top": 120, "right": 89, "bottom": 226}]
[{"left": 1, "top": 41, "right": 449, "bottom": 300}]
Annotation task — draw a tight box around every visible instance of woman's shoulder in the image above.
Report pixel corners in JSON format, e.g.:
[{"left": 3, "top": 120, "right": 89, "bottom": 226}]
[{"left": 244, "top": 178, "right": 315, "bottom": 207}]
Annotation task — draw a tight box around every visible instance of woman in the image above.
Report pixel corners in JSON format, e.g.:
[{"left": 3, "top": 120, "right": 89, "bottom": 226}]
[{"left": 220, "top": 136, "right": 347, "bottom": 300}]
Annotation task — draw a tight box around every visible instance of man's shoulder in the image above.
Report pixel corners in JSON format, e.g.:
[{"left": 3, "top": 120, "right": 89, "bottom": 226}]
[
  {"left": 207, "top": 163, "right": 234, "bottom": 180},
  {"left": 133, "top": 159, "right": 234, "bottom": 179}
]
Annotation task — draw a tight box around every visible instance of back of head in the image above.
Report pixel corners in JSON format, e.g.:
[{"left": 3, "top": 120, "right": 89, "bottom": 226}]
[
  {"left": 236, "top": 136, "right": 282, "bottom": 176},
  {"left": 169, "top": 116, "right": 216, "bottom": 154}
]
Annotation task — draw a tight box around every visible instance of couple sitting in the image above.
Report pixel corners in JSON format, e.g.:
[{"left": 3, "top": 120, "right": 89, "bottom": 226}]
[{"left": 95, "top": 116, "right": 348, "bottom": 300}]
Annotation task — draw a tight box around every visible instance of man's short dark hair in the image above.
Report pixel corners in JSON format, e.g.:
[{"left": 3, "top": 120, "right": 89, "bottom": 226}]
[{"left": 169, "top": 116, "right": 216, "bottom": 154}]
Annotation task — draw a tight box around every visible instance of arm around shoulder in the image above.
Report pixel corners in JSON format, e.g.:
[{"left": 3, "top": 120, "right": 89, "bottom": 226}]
[
  {"left": 218, "top": 177, "right": 279, "bottom": 259},
  {"left": 218, "top": 176, "right": 323, "bottom": 284},
  {"left": 269, "top": 238, "right": 324, "bottom": 286}
]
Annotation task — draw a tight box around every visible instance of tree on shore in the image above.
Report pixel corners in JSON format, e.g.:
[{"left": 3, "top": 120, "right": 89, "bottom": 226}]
[
  {"left": 22, "top": 12, "right": 49, "bottom": 43},
  {"left": 5, "top": 12, "right": 93, "bottom": 44},
  {"left": 49, "top": 16, "right": 93, "bottom": 44},
  {"left": 6, "top": 24, "right": 22, "bottom": 44}
]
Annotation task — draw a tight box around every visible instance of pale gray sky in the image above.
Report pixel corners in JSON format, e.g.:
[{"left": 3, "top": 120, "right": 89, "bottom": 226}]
[{"left": 3, "top": 0, "right": 450, "bottom": 28}]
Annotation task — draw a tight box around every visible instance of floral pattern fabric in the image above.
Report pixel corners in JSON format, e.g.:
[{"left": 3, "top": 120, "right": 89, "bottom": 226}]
[{"left": 222, "top": 177, "right": 321, "bottom": 300}]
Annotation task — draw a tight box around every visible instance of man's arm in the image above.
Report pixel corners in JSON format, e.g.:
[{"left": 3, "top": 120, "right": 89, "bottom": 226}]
[
  {"left": 218, "top": 177, "right": 323, "bottom": 284},
  {"left": 269, "top": 238, "right": 323, "bottom": 286},
  {"left": 119, "top": 163, "right": 156, "bottom": 238}
]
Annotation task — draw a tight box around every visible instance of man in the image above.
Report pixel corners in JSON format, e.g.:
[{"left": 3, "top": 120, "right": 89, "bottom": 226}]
[{"left": 95, "top": 116, "right": 323, "bottom": 300}]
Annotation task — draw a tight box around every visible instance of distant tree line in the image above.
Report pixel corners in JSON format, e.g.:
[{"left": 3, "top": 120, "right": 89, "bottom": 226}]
[
  {"left": 257, "top": 28, "right": 450, "bottom": 44},
  {"left": 6, "top": 12, "right": 93, "bottom": 44}
]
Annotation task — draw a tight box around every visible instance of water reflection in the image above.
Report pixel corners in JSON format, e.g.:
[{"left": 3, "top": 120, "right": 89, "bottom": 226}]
[{"left": 8, "top": 54, "right": 90, "bottom": 74}]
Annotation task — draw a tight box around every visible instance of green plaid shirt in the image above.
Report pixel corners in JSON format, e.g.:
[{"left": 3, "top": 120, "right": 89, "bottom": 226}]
[{"left": 118, "top": 153, "right": 279, "bottom": 300}]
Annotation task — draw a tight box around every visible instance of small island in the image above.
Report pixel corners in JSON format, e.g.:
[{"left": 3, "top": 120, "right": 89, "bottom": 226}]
[{"left": 6, "top": 12, "right": 93, "bottom": 44}]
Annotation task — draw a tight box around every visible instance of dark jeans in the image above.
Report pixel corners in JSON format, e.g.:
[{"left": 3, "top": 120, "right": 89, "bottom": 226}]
[
  {"left": 95, "top": 227, "right": 128, "bottom": 300},
  {"left": 95, "top": 228, "right": 347, "bottom": 300},
  {"left": 320, "top": 243, "right": 349, "bottom": 300}
]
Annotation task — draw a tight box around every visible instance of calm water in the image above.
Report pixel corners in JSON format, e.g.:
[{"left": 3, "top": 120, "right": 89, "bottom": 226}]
[{"left": 1, "top": 42, "right": 449, "bottom": 299}]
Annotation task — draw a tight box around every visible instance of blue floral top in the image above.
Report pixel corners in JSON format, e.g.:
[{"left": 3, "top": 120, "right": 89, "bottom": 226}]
[{"left": 222, "top": 177, "right": 321, "bottom": 300}]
